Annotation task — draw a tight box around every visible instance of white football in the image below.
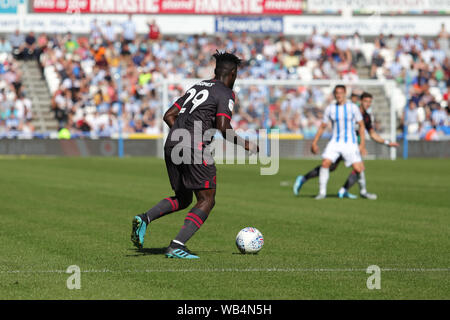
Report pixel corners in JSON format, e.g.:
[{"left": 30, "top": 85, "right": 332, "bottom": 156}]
[{"left": 236, "top": 227, "right": 264, "bottom": 254}]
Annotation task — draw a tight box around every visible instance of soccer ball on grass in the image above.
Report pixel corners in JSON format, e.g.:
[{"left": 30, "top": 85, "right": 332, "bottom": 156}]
[{"left": 235, "top": 227, "right": 264, "bottom": 254}]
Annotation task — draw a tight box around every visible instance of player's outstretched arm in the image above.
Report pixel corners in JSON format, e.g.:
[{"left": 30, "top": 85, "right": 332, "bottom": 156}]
[
  {"left": 369, "top": 129, "right": 400, "bottom": 147},
  {"left": 163, "top": 105, "right": 180, "bottom": 129},
  {"left": 311, "top": 123, "right": 327, "bottom": 154},
  {"left": 216, "top": 116, "right": 259, "bottom": 154}
]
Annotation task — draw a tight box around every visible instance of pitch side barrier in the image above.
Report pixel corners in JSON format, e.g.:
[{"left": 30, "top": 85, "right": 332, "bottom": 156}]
[{"left": 1, "top": 137, "right": 448, "bottom": 158}]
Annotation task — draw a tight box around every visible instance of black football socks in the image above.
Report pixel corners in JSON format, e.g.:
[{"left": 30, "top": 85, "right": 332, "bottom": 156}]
[
  {"left": 303, "top": 165, "right": 321, "bottom": 182},
  {"left": 174, "top": 207, "right": 209, "bottom": 245},
  {"left": 142, "top": 197, "right": 180, "bottom": 224},
  {"left": 343, "top": 171, "right": 359, "bottom": 191}
]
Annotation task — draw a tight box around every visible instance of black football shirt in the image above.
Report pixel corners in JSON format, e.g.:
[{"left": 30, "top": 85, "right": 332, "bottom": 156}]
[{"left": 165, "top": 79, "right": 235, "bottom": 150}]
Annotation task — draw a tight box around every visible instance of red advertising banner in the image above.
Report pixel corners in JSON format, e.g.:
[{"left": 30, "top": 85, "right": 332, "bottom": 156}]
[{"left": 32, "top": 0, "right": 303, "bottom": 15}]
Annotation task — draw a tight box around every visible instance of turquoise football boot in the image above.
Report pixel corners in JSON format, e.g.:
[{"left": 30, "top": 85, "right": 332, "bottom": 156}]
[
  {"left": 293, "top": 175, "right": 305, "bottom": 196},
  {"left": 338, "top": 190, "right": 358, "bottom": 199},
  {"left": 165, "top": 241, "right": 199, "bottom": 259},
  {"left": 131, "top": 215, "right": 148, "bottom": 249}
]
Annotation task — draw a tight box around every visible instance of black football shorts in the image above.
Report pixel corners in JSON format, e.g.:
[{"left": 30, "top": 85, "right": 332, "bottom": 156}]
[{"left": 164, "top": 146, "right": 216, "bottom": 191}]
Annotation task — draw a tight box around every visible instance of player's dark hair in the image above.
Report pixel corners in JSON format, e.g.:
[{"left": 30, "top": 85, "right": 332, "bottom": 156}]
[
  {"left": 213, "top": 50, "right": 242, "bottom": 77},
  {"left": 333, "top": 85, "right": 347, "bottom": 94},
  {"left": 361, "top": 92, "right": 373, "bottom": 100}
]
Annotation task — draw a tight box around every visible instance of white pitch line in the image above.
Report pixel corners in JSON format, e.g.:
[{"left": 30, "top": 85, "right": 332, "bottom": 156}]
[{"left": 0, "top": 268, "right": 449, "bottom": 274}]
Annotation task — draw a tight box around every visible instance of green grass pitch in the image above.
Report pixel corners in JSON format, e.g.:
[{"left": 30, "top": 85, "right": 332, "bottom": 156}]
[{"left": 0, "top": 157, "right": 448, "bottom": 299}]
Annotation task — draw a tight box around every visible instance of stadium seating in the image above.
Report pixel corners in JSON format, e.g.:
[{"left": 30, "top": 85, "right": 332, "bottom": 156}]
[{"left": 1, "top": 28, "right": 449, "bottom": 140}]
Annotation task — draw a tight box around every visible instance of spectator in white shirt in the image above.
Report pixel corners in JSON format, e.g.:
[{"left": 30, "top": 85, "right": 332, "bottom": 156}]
[
  {"left": 400, "top": 34, "right": 415, "bottom": 52},
  {"left": 90, "top": 19, "right": 102, "bottom": 41},
  {"left": 407, "top": 101, "right": 419, "bottom": 124},
  {"left": 122, "top": 15, "right": 136, "bottom": 43},
  {"left": 0, "top": 37, "right": 12, "bottom": 53},
  {"left": 336, "top": 35, "right": 349, "bottom": 52},
  {"left": 348, "top": 32, "right": 365, "bottom": 66},
  {"left": 320, "top": 32, "right": 332, "bottom": 48},
  {"left": 102, "top": 21, "right": 116, "bottom": 43},
  {"left": 420, "top": 42, "right": 434, "bottom": 65},
  {"left": 432, "top": 41, "right": 446, "bottom": 64},
  {"left": 412, "top": 34, "right": 424, "bottom": 51},
  {"left": 438, "top": 23, "right": 449, "bottom": 53},
  {"left": 385, "top": 34, "right": 399, "bottom": 51},
  {"left": 398, "top": 50, "right": 413, "bottom": 70},
  {"left": 8, "top": 29, "right": 25, "bottom": 59},
  {"left": 388, "top": 56, "right": 403, "bottom": 79}
]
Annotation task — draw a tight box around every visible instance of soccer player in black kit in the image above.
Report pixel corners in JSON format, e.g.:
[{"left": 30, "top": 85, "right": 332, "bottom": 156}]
[
  {"left": 131, "top": 51, "right": 258, "bottom": 259},
  {"left": 293, "top": 92, "right": 399, "bottom": 199}
]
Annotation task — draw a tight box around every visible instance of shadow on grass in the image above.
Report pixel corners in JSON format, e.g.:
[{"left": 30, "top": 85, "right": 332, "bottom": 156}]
[
  {"left": 125, "top": 247, "right": 227, "bottom": 257},
  {"left": 298, "top": 194, "right": 341, "bottom": 199},
  {"left": 125, "top": 247, "right": 167, "bottom": 257}
]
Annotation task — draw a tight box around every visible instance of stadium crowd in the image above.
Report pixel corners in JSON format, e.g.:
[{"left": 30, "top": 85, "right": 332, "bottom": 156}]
[
  {"left": 0, "top": 17, "right": 449, "bottom": 139},
  {"left": 40, "top": 19, "right": 364, "bottom": 138},
  {"left": 0, "top": 47, "right": 35, "bottom": 137},
  {"left": 369, "top": 25, "right": 450, "bottom": 139}
]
